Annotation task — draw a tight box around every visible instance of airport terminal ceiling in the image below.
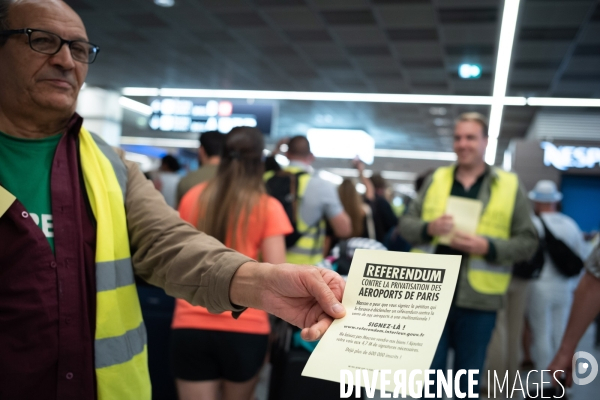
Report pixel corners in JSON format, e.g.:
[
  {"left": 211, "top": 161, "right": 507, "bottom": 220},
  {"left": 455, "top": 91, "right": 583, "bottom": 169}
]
[{"left": 72, "top": 0, "right": 600, "bottom": 175}]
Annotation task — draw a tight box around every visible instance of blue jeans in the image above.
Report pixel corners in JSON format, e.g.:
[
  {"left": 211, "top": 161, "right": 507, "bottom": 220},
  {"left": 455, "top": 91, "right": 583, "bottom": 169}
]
[{"left": 426, "top": 306, "right": 497, "bottom": 398}]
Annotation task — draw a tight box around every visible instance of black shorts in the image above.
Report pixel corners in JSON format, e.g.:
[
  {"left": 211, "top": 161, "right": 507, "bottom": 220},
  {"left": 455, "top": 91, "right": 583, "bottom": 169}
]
[{"left": 170, "top": 329, "right": 269, "bottom": 382}]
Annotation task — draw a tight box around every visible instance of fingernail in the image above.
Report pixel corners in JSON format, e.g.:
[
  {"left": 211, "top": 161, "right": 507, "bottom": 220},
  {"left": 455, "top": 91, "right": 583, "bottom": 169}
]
[
  {"left": 315, "top": 330, "right": 321, "bottom": 339},
  {"left": 332, "top": 304, "right": 343, "bottom": 314}
]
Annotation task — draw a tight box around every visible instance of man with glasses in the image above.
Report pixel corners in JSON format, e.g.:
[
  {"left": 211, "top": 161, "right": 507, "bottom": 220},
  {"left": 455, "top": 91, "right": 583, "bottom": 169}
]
[{"left": 0, "top": 1, "right": 346, "bottom": 399}]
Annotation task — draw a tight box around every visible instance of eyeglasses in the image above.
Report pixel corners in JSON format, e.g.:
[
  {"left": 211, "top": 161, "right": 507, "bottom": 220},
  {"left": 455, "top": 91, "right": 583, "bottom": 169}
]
[{"left": 0, "top": 28, "right": 100, "bottom": 64}]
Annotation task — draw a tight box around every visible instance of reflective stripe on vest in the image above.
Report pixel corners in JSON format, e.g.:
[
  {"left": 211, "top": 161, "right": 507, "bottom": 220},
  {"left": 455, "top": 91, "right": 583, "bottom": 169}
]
[
  {"left": 283, "top": 166, "right": 326, "bottom": 265},
  {"left": 420, "top": 165, "right": 518, "bottom": 295},
  {"left": 82, "top": 130, "right": 151, "bottom": 400}
]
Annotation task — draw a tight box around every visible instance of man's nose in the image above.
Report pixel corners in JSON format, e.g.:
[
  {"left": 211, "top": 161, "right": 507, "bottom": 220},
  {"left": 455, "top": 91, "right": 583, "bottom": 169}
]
[{"left": 49, "top": 43, "right": 76, "bottom": 69}]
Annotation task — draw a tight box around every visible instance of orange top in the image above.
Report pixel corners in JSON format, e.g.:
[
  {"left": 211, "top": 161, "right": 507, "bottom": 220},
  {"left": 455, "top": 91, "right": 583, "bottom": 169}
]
[{"left": 171, "top": 182, "right": 293, "bottom": 334}]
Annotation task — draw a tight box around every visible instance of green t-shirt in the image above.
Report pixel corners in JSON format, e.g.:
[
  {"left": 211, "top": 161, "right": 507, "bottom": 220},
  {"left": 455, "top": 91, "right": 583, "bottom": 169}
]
[{"left": 0, "top": 130, "right": 62, "bottom": 252}]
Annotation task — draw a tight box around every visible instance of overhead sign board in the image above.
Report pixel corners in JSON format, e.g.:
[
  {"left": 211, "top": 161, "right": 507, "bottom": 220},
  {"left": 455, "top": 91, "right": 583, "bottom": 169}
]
[
  {"left": 541, "top": 141, "right": 600, "bottom": 171},
  {"left": 148, "top": 99, "right": 274, "bottom": 135}
]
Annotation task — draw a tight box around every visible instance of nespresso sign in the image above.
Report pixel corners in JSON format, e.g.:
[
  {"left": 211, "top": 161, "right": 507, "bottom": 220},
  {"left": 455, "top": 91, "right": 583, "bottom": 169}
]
[{"left": 541, "top": 142, "right": 600, "bottom": 171}]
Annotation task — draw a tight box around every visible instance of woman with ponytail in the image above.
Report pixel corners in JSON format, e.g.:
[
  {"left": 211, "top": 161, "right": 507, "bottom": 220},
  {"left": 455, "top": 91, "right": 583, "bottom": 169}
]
[{"left": 170, "top": 127, "right": 292, "bottom": 400}]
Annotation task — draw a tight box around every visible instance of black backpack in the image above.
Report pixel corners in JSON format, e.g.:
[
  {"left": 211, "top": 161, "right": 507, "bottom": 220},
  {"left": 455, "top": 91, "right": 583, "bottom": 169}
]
[
  {"left": 266, "top": 170, "right": 307, "bottom": 248},
  {"left": 512, "top": 241, "right": 545, "bottom": 279},
  {"left": 540, "top": 218, "right": 584, "bottom": 277}
]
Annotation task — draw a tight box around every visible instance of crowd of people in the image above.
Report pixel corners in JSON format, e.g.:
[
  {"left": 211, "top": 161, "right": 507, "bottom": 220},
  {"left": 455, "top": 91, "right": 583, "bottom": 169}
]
[
  {"left": 165, "top": 113, "right": 598, "bottom": 399},
  {"left": 0, "top": 1, "right": 599, "bottom": 400}
]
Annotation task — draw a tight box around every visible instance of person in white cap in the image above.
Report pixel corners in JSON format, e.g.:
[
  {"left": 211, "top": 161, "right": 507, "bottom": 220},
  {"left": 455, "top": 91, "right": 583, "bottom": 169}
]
[{"left": 526, "top": 179, "right": 591, "bottom": 392}]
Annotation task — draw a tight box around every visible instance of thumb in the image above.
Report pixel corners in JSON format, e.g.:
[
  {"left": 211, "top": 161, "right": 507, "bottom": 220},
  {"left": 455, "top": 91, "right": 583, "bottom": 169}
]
[{"left": 304, "top": 270, "right": 346, "bottom": 319}]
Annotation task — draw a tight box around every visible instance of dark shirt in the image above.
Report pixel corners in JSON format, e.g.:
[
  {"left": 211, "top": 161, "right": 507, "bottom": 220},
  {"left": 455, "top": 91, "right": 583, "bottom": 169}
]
[
  {"left": 0, "top": 115, "right": 97, "bottom": 400},
  {"left": 372, "top": 195, "right": 398, "bottom": 243},
  {"left": 176, "top": 164, "right": 219, "bottom": 206}
]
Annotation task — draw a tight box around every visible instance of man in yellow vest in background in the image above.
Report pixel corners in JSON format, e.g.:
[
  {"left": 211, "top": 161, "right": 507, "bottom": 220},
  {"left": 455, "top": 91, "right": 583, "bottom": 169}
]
[
  {"left": 399, "top": 112, "right": 538, "bottom": 396},
  {"left": 283, "top": 136, "right": 352, "bottom": 265},
  {"left": 0, "top": 1, "right": 346, "bottom": 399}
]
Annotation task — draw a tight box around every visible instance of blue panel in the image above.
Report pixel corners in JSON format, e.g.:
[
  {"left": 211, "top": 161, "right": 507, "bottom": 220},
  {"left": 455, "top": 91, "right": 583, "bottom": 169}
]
[
  {"left": 561, "top": 175, "right": 600, "bottom": 232},
  {"left": 120, "top": 145, "right": 168, "bottom": 158}
]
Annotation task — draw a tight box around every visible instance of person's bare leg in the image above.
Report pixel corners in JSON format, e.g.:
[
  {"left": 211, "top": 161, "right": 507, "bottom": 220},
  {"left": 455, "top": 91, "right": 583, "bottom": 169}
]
[
  {"left": 176, "top": 379, "right": 220, "bottom": 400},
  {"left": 222, "top": 375, "right": 261, "bottom": 400}
]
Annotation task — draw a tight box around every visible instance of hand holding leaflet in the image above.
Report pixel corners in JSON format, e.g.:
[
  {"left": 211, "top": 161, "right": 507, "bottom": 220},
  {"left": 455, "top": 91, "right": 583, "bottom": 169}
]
[
  {"left": 302, "top": 250, "right": 461, "bottom": 395},
  {"left": 438, "top": 196, "right": 483, "bottom": 245}
]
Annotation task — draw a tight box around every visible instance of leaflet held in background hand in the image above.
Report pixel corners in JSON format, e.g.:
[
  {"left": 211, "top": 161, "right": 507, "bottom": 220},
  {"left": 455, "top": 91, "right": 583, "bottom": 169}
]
[
  {"left": 302, "top": 250, "right": 461, "bottom": 393},
  {"left": 438, "top": 196, "right": 483, "bottom": 245}
]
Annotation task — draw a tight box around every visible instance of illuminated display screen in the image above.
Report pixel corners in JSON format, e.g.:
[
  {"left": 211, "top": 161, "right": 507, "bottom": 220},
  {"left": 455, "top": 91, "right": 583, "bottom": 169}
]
[{"left": 148, "top": 99, "right": 274, "bottom": 135}]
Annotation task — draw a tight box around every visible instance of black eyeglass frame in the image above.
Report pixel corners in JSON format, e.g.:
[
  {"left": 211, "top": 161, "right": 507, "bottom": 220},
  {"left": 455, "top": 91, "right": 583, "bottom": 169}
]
[{"left": 0, "top": 28, "right": 100, "bottom": 64}]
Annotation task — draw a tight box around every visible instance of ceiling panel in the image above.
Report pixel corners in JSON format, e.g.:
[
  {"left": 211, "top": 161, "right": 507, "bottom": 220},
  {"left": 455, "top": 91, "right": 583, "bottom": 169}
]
[
  {"left": 215, "top": 11, "right": 268, "bottom": 27},
  {"left": 438, "top": 8, "right": 498, "bottom": 24},
  {"left": 265, "top": 8, "right": 323, "bottom": 28},
  {"left": 387, "top": 28, "right": 439, "bottom": 41},
  {"left": 441, "top": 25, "right": 497, "bottom": 44},
  {"left": 393, "top": 42, "right": 444, "bottom": 60},
  {"left": 320, "top": 10, "right": 377, "bottom": 25},
  {"left": 333, "top": 26, "right": 388, "bottom": 45},
  {"left": 520, "top": 1, "right": 593, "bottom": 28},
  {"left": 286, "top": 29, "right": 332, "bottom": 42},
  {"left": 376, "top": 4, "right": 437, "bottom": 28},
  {"left": 234, "top": 28, "right": 287, "bottom": 46},
  {"left": 59, "top": 0, "right": 599, "bottom": 167}
]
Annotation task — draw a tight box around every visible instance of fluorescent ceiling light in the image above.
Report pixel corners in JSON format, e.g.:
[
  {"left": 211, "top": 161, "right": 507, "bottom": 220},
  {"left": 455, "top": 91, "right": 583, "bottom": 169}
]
[
  {"left": 274, "top": 154, "right": 290, "bottom": 167},
  {"left": 124, "top": 152, "right": 159, "bottom": 172},
  {"left": 485, "top": 137, "right": 499, "bottom": 166},
  {"left": 122, "top": 87, "right": 600, "bottom": 110},
  {"left": 392, "top": 184, "right": 417, "bottom": 197},
  {"left": 119, "top": 136, "right": 455, "bottom": 163},
  {"left": 492, "top": 0, "right": 521, "bottom": 109},
  {"left": 122, "top": 87, "right": 526, "bottom": 106},
  {"left": 119, "top": 96, "right": 152, "bottom": 116},
  {"left": 120, "top": 136, "right": 198, "bottom": 148},
  {"left": 486, "top": 0, "right": 521, "bottom": 165},
  {"left": 503, "top": 150, "right": 512, "bottom": 172},
  {"left": 527, "top": 97, "right": 600, "bottom": 107},
  {"left": 154, "top": 0, "right": 175, "bottom": 7},
  {"left": 326, "top": 168, "right": 417, "bottom": 181},
  {"left": 307, "top": 129, "right": 375, "bottom": 164},
  {"left": 124, "top": 88, "right": 160, "bottom": 96},
  {"left": 373, "top": 149, "right": 457, "bottom": 161},
  {"left": 381, "top": 171, "right": 419, "bottom": 181},
  {"left": 318, "top": 170, "right": 343, "bottom": 185}
]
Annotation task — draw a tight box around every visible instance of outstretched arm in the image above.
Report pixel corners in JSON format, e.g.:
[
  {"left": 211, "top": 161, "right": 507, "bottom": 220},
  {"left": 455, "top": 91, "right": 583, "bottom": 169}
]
[
  {"left": 353, "top": 159, "right": 375, "bottom": 202},
  {"left": 548, "top": 270, "right": 600, "bottom": 387},
  {"left": 230, "top": 262, "right": 346, "bottom": 341}
]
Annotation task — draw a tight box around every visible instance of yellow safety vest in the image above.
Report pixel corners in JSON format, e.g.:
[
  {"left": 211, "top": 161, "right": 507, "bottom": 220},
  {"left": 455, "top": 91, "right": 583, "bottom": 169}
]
[
  {"left": 280, "top": 166, "right": 326, "bottom": 265},
  {"left": 420, "top": 165, "right": 518, "bottom": 295},
  {"left": 80, "top": 128, "right": 151, "bottom": 399}
]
